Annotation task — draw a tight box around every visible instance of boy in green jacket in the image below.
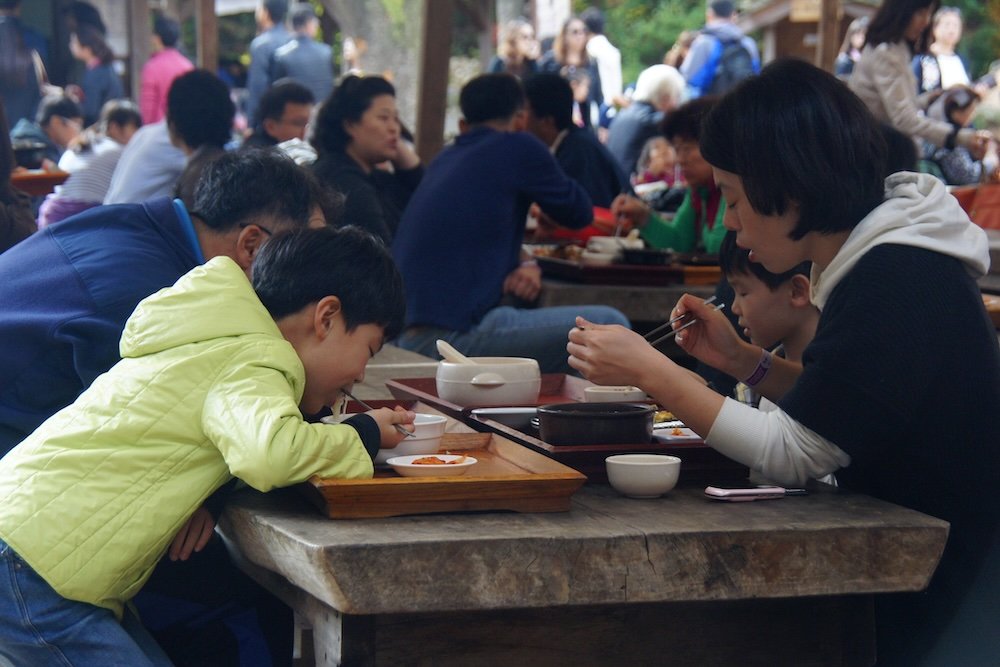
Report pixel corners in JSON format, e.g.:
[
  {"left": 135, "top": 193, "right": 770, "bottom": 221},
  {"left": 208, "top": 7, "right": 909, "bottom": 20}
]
[{"left": 0, "top": 226, "right": 414, "bottom": 665}]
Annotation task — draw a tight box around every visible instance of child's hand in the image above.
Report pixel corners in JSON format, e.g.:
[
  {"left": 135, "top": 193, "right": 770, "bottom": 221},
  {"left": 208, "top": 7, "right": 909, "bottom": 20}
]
[
  {"left": 169, "top": 506, "right": 215, "bottom": 561},
  {"left": 369, "top": 406, "right": 416, "bottom": 449}
]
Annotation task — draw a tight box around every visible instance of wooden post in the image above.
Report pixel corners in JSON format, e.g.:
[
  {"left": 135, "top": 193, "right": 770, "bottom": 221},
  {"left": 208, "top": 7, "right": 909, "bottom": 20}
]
[
  {"left": 195, "top": 0, "right": 218, "bottom": 73},
  {"left": 816, "top": 0, "right": 840, "bottom": 71},
  {"left": 415, "top": 0, "right": 453, "bottom": 163},
  {"left": 127, "top": 0, "right": 151, "bottom": 100}
]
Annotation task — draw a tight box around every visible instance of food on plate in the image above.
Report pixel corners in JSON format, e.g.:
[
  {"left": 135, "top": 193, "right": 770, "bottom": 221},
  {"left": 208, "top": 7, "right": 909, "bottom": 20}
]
[
  {"left": 671, "top": 427, "right": 685, "bottom": 436},
  {"left": 654, "top": 410, "right": 676, "bottom": 423},
  {"left": 412, "top": 454, "right": 468, "bottom": 465},
  {"left": 532, "top": 244, "right": 584, "bottom": 261}
]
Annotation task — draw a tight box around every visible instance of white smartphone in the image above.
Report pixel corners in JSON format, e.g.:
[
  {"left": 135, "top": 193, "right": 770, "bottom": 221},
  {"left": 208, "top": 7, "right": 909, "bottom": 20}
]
[{"left": 704, "top": 484, "right": 801, "bottom": 502}]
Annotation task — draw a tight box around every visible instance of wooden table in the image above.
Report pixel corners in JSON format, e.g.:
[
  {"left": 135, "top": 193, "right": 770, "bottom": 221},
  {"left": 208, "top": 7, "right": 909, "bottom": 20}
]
[
  {"left": 539, "top": 278, "right": 716, "bottom": 324},
  {"left": 10, "top": 169, "right": 69, "bottom": 197},
  {"left": 221, "top": 482, "right": 947, "bottom": 666}
]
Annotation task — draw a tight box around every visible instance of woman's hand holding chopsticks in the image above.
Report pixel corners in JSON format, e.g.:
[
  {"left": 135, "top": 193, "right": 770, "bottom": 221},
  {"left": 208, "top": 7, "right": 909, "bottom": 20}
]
[{"left": 567, "top": 317, "right": 664, "bottom": 388}]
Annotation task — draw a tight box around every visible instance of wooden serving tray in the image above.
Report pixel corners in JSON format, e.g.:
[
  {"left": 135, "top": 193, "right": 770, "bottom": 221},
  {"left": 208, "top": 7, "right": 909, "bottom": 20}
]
[
  {"left": 387, "top": 376, "right": 747, "bottom": 485},
  {"left": 300, "top": 414, "right": 586, "bottom": 519},
  {"left": 10, "top": 169, "right": 69, "bottom": 196},
  {"left": 386, "top": 374, "right": 594, "bottom": 419},
  {"left": 537, "top": 256, "right": 684, "bottom": 286},
  {"left": 473, "top": 416, "right": 746, "bottom": 485}
]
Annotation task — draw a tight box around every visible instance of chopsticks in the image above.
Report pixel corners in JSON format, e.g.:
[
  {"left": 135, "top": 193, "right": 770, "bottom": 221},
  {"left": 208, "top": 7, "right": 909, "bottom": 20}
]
[
  {"left": 644, "top": 296, "right": 726, "bottom": 347},
  {"left": 341, "top": 389, "right": 415, "bottom": 438}
]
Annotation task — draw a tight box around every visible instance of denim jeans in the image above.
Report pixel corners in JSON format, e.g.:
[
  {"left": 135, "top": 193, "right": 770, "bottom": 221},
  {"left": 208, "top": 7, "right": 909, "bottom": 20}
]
[
  {"left": 0, "top": 538, "right": 174, "bottom": 666},
  {"left": 395, "top": 304, "right": 630, "bottom": 374}
]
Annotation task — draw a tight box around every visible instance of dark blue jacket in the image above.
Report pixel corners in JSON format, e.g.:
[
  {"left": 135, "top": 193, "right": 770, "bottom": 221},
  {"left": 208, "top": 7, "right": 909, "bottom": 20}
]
[
  {"left": 271, "top": 35, "right": 333, "bottom": 106},
  {"left": 605, "top": 101, "right": 663, "bottom": 177},
  {"left": 554, "top": 125, "right": 629, "bottom": 207},
  {"left": 392, "top": 127, "right": 592, "bottom": 332},
  {"left": 0, "top": 197, "right": 199, "bottom": 454}
]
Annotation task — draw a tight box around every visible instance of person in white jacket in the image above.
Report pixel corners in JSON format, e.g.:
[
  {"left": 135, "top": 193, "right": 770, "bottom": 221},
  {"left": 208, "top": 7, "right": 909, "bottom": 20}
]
[
  {"left": 849, "top": 0, "right": 991, "bottom": 156},
  {"left": 567, "top": 58, "right": 1000, "bottom": 667}
]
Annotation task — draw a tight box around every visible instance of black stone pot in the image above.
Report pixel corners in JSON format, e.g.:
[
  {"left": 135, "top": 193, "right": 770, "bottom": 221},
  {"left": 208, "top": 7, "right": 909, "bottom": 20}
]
[{"left": 537, "top": 402, "right": 654, "bottom": 445}]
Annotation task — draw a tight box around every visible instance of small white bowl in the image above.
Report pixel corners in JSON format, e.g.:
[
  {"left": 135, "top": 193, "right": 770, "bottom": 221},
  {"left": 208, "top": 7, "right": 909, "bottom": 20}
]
[
  {"left": 387, "top": 454, "right": 478, "bottom": 477},
  {"left": 584, "top": 385, "right": 647, "bottom": 403},
  {"left": 586, "top": 236, "right": 644, "bottom": 253},
  {"left": 374, "top": 413, "right": 447, "bottom": 465},
  {"left": 605, "top": 454, "right": 681, "bottom": 498},
  {"left": 580, "top": 249, "right": 617, "bottom": 266}
]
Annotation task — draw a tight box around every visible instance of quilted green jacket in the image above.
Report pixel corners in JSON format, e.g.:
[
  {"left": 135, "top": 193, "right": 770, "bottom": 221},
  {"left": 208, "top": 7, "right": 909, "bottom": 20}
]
[{"left": 0, "top": 257, "right": 373, "bottom": 617}]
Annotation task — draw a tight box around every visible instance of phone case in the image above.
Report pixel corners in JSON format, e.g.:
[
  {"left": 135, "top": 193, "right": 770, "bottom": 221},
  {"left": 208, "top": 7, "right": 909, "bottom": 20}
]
[{"left": 704, "top": 485, "right": 787, "bottom": 501}]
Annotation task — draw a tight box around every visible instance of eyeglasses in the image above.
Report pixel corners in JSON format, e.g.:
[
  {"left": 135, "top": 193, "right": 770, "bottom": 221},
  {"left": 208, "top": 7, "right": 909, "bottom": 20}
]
[
  {"left": 568, "top": 28, "right": 586, "bottom": 35},
  {"left": 240, "top": 222, "right": 273, "bottom": 236}
]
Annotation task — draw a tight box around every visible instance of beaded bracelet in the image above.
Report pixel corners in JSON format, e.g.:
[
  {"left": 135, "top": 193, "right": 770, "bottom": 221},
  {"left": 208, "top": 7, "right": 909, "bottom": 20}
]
[{"left": 743, "top": 349, "right": 773, "bottom": 387}]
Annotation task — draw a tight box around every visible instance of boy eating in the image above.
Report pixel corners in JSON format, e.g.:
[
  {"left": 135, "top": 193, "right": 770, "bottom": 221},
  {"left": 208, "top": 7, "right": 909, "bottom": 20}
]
[
  {"left": 0, "top": 226, "right": 414, "bottom": 665},
  {"left": 719, "top": 230, "right": 817, "bottom": 411}
]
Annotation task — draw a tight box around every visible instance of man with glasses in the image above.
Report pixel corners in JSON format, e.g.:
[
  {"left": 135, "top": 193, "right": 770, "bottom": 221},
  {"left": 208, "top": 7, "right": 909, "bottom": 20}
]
[
  {"left": 8, "top": 95, "right": 83, "bottom": 167},
  {"left": 241, "top": 78, "right": 315, "bottom": 150},
  {"left": 0, "top": 150, "right": 326, "bottom": 665}
]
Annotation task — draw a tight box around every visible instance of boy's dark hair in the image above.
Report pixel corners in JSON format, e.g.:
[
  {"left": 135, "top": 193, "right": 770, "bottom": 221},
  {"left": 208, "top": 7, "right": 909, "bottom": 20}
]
[
  {"left": 700, "top": 58, "right": 886, "bottom": 241},
  {"left": 865, "top": 0, "right": 939, "bottom": 53},
  {"left": 264, "top": 0, "right": 289, "bottom": 23},
  {"left": 153, "top": 14, "right": 181, "bottom": 48},
  {"left": 661, "top": 96, "right": 718, "bottom": 143},
  {"left": 101, "top": 98, "right": 142, "bottom": 132},
  {"left": 36, "top": 95, "right": 83, "bottom": 127},
  {"left": 580, "top": 7, "right": 605, "bottom": 35},
  {"left": 312, "top": 75, "right": 395, "bottom": 155},
  {"left": 190, "top": 150, "right": 317, "bottom": 233},
  {"left": 523, "top": 73, "right": 573, "bottom": 131},
  {"left": 167, "top": 69, "right": 235, "bottom": 149},
  {"left": 290, "top": 3, "right": 316, "bottom": 30},
  {"left": 252, "top": 226, "right": 405, "bottom": 339},
  {"left": 709, "top": 1, "right": 736, "bottom": 18},
  {"left": 259, "top": 79, "right": 315, "bottom": 124},
  {"left": 459, "top": 73, "right": 525, "bottom": 125},
  {"left": 719, "top": 231, "right": 810, "bottom": 290}
]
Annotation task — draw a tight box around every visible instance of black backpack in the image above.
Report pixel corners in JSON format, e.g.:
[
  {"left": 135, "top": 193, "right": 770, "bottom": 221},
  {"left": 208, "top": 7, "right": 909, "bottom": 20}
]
[{"left": 705, "top": 37, "right": 755, "bottom": 95}]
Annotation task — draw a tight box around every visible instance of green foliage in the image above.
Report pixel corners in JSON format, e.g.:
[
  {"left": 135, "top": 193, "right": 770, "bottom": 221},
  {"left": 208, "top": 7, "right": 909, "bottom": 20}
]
[
  {"left": 952, "top": 0, "right": 999, "bottom": 78},
  {"left": 579, "top": 0, "right": 706, "bottom": 85}
]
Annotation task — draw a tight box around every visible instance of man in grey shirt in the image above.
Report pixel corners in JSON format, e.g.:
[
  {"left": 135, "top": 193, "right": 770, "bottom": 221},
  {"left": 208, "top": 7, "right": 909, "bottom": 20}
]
[
  {"left": 271, "top": 3, "right": 333, "bottom": 105},
  {"left": 245, "top": 0, "right": 291, "bottom": 127}
]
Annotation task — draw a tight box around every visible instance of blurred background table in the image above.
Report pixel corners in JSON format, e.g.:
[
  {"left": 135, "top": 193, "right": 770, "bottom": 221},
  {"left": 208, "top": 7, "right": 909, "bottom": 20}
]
[{"left": 10, "top": 169, "right": 68, "bottom": 197}]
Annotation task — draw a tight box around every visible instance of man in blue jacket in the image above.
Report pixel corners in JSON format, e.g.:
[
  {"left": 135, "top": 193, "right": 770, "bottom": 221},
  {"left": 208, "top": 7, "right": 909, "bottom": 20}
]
[
  {"left": 0, "top": 151, "right": 324, "bottom": 666},
  {"left": 392, "top": 73, "right": 628, "bottom": 373}
]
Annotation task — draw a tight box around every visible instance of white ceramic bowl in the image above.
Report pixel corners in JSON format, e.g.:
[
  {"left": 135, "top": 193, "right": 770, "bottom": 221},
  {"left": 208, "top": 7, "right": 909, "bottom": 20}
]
[
  {"left": 586, "top": 236, "right": 644, "bottom": 254},
  {"left": 580, "top": 249, "right": 617, "bottom": 266},
  {"left": 436, "top": 357, "right": 541, "bottom": 407},
  {"left": 387, "top": 454, "right": 478, "bottom": 477},
  {"left": 605, "top": 454, "right": 681, "bottom": 498},
  {"left": 372, "top": 413, "right": 447, "bottom": 464},
  {"left": 583, "top": 385, "right": 647, "bottom": 403}
]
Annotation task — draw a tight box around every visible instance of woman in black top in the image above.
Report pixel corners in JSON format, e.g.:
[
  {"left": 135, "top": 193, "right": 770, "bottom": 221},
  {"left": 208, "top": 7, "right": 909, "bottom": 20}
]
[{"left": 311, "top": 76, "right": 422, "bottom": 244}]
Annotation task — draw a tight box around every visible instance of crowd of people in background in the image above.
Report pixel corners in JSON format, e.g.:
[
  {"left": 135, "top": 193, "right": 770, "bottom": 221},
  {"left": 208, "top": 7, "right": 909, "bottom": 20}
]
[{"left": 1, "top": 0, "right": 1000, "bottom": 666}]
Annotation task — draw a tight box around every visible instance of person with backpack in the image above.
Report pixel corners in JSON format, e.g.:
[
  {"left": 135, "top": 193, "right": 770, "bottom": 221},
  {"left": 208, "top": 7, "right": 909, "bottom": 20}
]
[{"left": 680, "top": 0, "right": 760, "bottom": 98}]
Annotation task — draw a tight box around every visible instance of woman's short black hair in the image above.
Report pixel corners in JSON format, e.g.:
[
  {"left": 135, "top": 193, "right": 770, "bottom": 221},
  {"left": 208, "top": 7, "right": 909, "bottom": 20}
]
[
  {"left": 252, "top": 226, "right": 406, "bottom": 339},
  {"left": 312, "top": 75, "right": 395, "bottom": 156},
  {"left": 700, "top": 58, "right": 887, "bottom": 240},
  {"left": 167, "top": 69, "right": 234, "bottom": 149},
  {"left": 191, "top": 150, "right": 317, "bottom": 233},
  {"left": 661, "top": 96, "right": 718, "bottom": 143},
  {"left": 153, "top": 14, "right": 181, "bottom": 48},
  {"left": 719, "top": 230, "right": 810, "bottom": 290},
  {"left": 100, "top": 98, "right": 142, "bottom": 132},
  {"left": 865, "top": 0, "right": 939, "bottom": 52}
]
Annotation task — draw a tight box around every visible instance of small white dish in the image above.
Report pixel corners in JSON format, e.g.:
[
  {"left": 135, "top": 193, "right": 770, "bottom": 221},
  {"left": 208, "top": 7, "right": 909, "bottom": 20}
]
[
  {"left": 387, "top": 454, "right": 478, "bottom": 477},
  {"left": 583, "top": 385, "right": 647, "bottom": 403},
  {"left": 580, "top": 249, "right": 617, "bottom": 266},
  {"left": 652, "top": 427, "right": 702, "bottom": 443},
  {"left": 605, "top": 454, "right": 681, "bottom": 498},
  {"left": 470, "top": 407, "right": 538, "bottom": 430}
]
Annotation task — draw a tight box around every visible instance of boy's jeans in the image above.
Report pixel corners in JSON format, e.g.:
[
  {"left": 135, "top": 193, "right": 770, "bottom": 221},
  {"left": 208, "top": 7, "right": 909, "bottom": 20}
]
[{"left": 0, "top": 538, "right": 173, "bottom": 666}]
